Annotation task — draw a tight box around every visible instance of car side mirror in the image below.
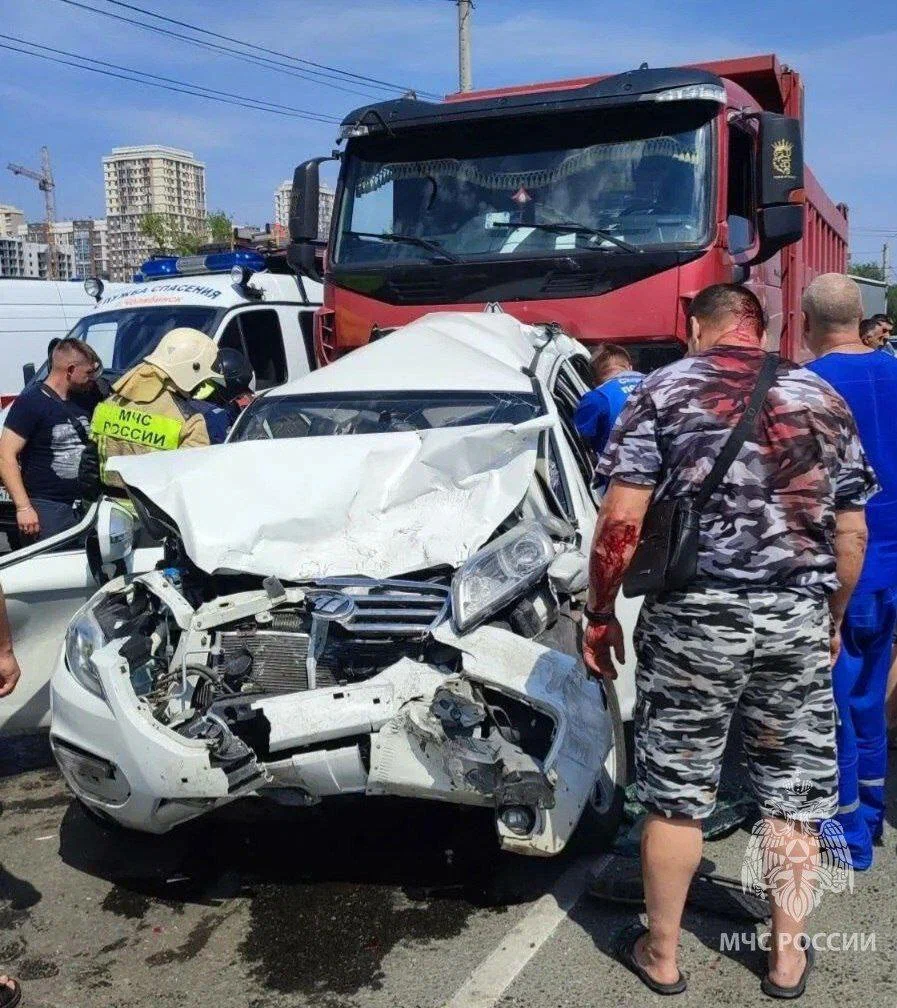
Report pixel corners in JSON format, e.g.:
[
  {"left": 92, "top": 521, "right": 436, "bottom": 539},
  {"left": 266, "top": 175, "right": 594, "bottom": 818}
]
[
  {"left": 22, "top": 362, "right": 36, "bottom": 386},
  {"left": 750, "top": 112, "right": 804, "bottom": 264},
  {"left": 97, "top": 499, "right": 136, "bottom": 565}
]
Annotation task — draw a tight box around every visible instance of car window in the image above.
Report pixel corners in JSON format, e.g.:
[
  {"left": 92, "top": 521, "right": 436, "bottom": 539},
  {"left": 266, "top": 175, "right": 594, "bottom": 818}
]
[
  {"left": 232, "top": 390, "right": 544, "bottom": 441},
  {"left": 237, "top": 310, "right": 287, "bottom": 389},
  {"left": 551, "top": 364, "right": 595, "bottom": 487}
]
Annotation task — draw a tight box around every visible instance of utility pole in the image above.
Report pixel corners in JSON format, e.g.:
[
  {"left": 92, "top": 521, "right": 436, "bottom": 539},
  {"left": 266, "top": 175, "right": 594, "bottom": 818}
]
[
  {"left": 457, "top": 0, "right": 473, "bottom": 92},
  {"left": 883, "top": 243, "right": 890, "bottom": 283}
]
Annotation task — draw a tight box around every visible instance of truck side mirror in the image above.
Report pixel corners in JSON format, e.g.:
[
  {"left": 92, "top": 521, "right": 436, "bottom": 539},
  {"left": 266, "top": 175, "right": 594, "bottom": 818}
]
[
  {"left": 751, "top": 113, "right": 804, "bottom": 263},
  {"left": 22, "top": 362, "right": 36, "bottom": 386},
  {"left": 289, "top": 160, "right": 322, "bottom": 243}
]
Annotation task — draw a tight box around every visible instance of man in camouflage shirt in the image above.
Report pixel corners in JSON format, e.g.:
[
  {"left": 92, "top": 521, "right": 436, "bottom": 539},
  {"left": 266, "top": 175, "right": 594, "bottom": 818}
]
[{"left": 581, "top": 284, "right": 877, "bottom": 998}]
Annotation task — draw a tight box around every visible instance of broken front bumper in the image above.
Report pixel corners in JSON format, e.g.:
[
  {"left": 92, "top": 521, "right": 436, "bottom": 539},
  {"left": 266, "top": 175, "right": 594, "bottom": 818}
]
[{"left": 49, "top": 621, "right": 611, "bottom": 854}]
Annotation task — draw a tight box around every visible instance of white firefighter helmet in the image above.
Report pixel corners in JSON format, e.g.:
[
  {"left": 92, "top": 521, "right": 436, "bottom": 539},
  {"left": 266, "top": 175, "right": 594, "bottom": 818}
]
[{"left": 144, "top": 327, "right": 224, "bottom": 395}]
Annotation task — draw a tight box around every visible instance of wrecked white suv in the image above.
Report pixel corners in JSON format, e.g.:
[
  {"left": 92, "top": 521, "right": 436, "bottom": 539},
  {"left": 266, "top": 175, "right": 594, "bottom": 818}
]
[{"left": 49, "top": 312, "right": 637, "bottom": 856}]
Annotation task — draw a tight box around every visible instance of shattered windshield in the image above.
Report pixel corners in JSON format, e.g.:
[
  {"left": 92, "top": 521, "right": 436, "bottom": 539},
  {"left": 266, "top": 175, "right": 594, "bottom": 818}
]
[
  {"left": 334, "top": 103, "right": 714, "bottom": 266},
  {"left": 64, "top": 306, "right": 220, "bottom": 373},
  {"left": 232, "top": 391, "right": 543, "bottom": 441}
]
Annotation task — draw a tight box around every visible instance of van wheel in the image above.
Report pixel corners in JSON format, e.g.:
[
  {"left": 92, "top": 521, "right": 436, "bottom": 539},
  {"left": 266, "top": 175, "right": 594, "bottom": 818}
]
[{"left": 571, "top": 677, "right": 626, "bottom": 852}]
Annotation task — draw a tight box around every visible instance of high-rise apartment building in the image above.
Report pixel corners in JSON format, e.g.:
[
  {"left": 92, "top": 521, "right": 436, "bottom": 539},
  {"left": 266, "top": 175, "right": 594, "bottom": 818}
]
[
  {"left": 0, "top": 205, "right": 26, "bottom": 236},
  {"left": 104, "top": 145, "right": 207, "bottom": 280},
  {"left": 18, "top": 219, "right": 108, "bottom": 278},
  {"left": 274, "top": 179, "right": 334, "bottom": 242},
  {"left": 0, "top": 234, "right": 75, "bottom": 278}
]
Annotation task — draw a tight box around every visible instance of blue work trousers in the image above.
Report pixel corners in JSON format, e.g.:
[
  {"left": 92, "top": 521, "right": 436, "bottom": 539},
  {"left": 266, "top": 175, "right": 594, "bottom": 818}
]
[{"left": 833, "top": 586, "right": 897, "bottom": 869}]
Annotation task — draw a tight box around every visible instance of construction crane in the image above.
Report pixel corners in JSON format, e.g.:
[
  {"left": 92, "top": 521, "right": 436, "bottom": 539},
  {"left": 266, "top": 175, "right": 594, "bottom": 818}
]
[{"left": 7, "top": 147, "right": 58, "bottom": 280}]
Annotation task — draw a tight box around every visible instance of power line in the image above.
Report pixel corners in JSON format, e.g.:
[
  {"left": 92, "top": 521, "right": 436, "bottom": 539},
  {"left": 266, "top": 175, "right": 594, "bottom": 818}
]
[
  {"left": 50, "top": 0, "right": 440, "bottom": 100},
  {"left": 100, "top": 0, "right": 438, "bottom": 96},
  {"left": 0, "top": 32, "right": 341, "bottom": 121},
  {"left": 48, "top": 0, "right": 389, "bottom": 100},
  {"left": 0, "top": 39, "right": 342, "bottom": 123}
]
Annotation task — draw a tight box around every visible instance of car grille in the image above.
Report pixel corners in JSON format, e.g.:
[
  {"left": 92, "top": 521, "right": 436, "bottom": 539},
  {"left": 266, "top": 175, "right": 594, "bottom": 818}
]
[
  {"left": 321, "top": 578, "right": 451, "bottom": 638},
  {"left": 217, "top": 578, "right": 450, "bottom": 694}
]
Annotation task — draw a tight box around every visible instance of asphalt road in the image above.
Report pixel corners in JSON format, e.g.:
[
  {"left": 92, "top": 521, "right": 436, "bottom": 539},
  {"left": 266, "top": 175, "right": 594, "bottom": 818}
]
[{"left": 0, "top": 761, "right": 895, "bottom": 1008}]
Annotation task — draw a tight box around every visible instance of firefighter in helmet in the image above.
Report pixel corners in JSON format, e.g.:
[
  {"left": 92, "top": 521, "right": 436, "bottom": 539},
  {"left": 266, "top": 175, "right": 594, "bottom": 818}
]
[{"left": 91, "top": 327, "right": 224, "bottom": 490}]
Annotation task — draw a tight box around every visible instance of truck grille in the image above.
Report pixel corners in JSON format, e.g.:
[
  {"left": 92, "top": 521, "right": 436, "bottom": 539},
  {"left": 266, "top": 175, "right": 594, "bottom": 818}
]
[{"left": 216, "top": 578, "right": 450, "bottom": 694}]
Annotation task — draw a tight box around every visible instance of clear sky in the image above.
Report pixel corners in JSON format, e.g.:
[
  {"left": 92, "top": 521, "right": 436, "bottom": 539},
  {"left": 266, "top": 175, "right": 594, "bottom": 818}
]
[{"left": 1, "top": 0, "right": 895, "bottom": 272}]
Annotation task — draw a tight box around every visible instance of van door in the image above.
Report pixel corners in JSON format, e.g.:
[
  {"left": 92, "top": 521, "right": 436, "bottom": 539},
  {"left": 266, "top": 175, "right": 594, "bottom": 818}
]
[
  {"left": 0, "top": 506, "right": 156, "bottom": 735},
  {"left": 216, "top": 306, "right": 313, "bottom": 388}
]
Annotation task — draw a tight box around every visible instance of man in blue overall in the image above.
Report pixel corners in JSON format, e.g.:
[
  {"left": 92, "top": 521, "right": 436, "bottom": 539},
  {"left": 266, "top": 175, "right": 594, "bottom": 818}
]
[
  {"left": 804, "top": 273, "right": 897, "bottom": 870},
  {"left": 574, "top": 344, "right": 644, "bottom": 455}
]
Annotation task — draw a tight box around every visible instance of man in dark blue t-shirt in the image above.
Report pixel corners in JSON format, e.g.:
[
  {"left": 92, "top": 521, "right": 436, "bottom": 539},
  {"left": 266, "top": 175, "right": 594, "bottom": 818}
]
[
  {"left": 804, "top": 274, "right": 897, "bottom": 871},
  {"left": 0, "top": 338, "right": 101, "bottom": 542},
  {"left": 574, "top": 344, "right": 644, "bottom": 455}
]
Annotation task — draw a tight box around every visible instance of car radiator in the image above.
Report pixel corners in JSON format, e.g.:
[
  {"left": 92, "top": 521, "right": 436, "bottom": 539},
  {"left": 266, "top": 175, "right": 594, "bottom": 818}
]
[{"left": 216, "top": 579, "right": 451, "bottom": 694}]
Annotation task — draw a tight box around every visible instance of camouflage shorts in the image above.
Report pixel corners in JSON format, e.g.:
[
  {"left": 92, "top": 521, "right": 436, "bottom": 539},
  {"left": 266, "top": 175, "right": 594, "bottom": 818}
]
[{"left": 633, "top": 587, "right": 838, "bottom": 821}]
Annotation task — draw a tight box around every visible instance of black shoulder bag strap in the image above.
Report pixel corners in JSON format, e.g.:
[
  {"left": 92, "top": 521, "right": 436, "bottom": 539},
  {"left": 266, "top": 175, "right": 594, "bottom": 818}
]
[
  {"left": 692, "top": 351, "right": 780, "bottom": 510},
  {"left": 622, "top": 352, "right": 781, "bottom": 599}
]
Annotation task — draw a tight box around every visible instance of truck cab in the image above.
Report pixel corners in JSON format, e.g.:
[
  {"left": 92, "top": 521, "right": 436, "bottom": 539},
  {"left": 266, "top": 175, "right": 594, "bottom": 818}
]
[
  {"left": 290, "top": 54, "right": 846, "bottom": 368},
  {"left": 0, "top": 249, "right": 322, "bottom": 739}
]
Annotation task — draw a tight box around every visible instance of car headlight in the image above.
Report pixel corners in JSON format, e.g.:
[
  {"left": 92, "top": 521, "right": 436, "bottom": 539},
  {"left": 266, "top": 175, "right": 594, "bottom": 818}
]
[
  {"left": 65, "top": 601, "right": 108, "bottom": 698},
  {"left": 452, "top": 523, "right": 556, "bottom": 633}
]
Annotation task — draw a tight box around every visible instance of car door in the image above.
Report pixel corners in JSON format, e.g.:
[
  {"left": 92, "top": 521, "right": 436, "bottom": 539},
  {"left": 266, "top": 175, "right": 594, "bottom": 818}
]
[
  {"left": 547, "top": 355, "right": 640, "bottom": 721},
  {"left": 0, "top": 507, "right": 157, "bottom": 735}
]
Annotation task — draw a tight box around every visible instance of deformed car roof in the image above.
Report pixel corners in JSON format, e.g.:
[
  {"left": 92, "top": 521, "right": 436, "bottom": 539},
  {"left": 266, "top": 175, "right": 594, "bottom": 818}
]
[{"left": 273, "top": 312, "right": 540, "bottom": 397}]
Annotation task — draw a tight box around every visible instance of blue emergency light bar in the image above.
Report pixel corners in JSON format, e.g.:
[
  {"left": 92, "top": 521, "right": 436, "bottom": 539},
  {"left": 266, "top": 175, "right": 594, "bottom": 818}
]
[{"left": 134, "top": 249, "right": 266, "bottom": 282}]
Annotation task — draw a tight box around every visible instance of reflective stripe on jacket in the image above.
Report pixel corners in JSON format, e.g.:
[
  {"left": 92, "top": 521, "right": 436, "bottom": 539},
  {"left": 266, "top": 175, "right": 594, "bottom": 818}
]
[{"left": 93, "top": 362, "right": 211, "bottom": 489}]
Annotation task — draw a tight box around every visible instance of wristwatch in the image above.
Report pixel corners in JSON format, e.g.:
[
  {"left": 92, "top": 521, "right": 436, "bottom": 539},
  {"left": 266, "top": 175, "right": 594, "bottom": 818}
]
[{"left": 583, "top": 607, "right": 615, "bottom": 623}]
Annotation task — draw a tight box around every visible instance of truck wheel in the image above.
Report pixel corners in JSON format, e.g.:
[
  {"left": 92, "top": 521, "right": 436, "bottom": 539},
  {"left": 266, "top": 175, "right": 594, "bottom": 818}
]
[{"left": 571, "top": 677, "right": 626, "bottom": 852}]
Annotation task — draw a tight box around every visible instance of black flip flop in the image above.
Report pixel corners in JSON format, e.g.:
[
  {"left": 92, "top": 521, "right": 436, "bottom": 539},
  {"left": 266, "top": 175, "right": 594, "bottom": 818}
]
[
  {"left": 615, "top": 923, "right": 687, "bottom": 996},
  {"left": 0, "top": 978, "right": 21, "bottom": 1008},
  {"left": 761, "top": 945, "right": 815, "bottom": 999}
]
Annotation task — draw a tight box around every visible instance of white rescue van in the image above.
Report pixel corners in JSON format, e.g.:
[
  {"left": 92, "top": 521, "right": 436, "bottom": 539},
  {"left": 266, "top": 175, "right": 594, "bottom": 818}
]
[
  {"left": 0, "top": 279, "right": 126, "bottom": 406},
  {"left": 0, "top": 249, "right": 322, "bottom": 735}
]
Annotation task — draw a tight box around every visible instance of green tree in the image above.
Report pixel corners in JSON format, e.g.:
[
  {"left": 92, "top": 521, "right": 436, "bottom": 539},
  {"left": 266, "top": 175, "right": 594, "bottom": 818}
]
[
  {"left": 886, "top": 285, "right": 897, "bottom": 321},
  {"left": 848, "top": 261, "right": 886, "bottom": 282},
  {"left": 207, "top": 210, "right": 233, "bottom": 246},
  {"left": 139, "top": 212, "right": 169, "bottom": 252},
  {"left": 167, "top": 221, "right": 203, "bottom": 256}
]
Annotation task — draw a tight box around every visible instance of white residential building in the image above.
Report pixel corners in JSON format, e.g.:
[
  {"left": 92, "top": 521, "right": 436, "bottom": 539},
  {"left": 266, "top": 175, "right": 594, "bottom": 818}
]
[
  {"left": 0, "top": 234, "right": 75, "bottom": 279},
  {"left": 18, "top": 219, "right": 108, "bottom": 278},
  {"left": 0, "top": 204, "right": 26, "bottom": 236},
  {"left": 274, "top": 179, "right": 334, "bottom": 241},
  {"left": 104, "top": 145, "right": 207, "bottom": 280}
]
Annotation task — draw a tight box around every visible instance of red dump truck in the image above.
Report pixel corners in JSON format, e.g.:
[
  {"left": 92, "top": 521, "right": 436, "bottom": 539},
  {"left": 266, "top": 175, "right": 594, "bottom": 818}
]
[{"left": 289, "top": 53, "right": 847, "bottom": 367}]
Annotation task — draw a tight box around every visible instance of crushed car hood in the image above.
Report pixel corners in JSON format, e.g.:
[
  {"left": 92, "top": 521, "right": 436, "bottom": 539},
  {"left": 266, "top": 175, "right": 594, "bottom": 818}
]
[{"left": 108, "top": 418, "right": 550, "bottom": 581}]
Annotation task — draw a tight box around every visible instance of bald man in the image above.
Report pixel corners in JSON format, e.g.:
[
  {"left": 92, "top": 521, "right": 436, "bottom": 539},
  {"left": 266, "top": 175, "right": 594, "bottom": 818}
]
[{"left": 804, "top": 273, "right": 897, "bottom": 871}]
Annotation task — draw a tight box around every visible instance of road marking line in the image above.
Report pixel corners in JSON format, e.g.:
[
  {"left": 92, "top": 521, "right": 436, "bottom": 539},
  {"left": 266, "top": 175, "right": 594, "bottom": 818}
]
[
  {"left": 443, "top": 853, "right": 612, "bottom": 1008},
  {"left": 35, "top": 834, "right": 56, "bottom": 841}
]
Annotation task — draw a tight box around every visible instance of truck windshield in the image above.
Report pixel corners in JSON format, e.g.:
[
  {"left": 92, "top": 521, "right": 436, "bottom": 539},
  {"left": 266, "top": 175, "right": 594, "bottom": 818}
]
[
  {"left": 333, "top": 104, "right": 714, "bottom": 267},
  {"left": 64, "top": 306, "right": 219, "bottom": 373},
  {"left": 233, "top": 391, "right": 543, "bottom": 441}
]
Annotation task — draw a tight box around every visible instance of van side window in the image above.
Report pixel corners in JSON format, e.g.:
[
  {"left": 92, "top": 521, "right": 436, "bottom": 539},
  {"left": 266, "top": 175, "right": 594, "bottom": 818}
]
[
  {"left": 222, "top": 311, "right": 287, "bottom": 389},
  {"left": 727, "top": 126, "right": 756, "bottom": 255}
]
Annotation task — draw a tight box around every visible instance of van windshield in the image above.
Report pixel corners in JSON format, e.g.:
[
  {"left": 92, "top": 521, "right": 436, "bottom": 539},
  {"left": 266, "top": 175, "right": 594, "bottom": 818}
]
[{"left": 63, "top": 306, "right": 220, "bottom": 374}]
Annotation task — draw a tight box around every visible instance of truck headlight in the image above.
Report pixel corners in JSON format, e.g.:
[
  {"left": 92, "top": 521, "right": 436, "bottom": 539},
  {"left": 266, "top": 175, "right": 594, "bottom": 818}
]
[
  {"left": 452, "top": 523, "right": 556, "bottom": 633},
  {"left": 65, "top": 602, "right": 108, "bottom": 698}
]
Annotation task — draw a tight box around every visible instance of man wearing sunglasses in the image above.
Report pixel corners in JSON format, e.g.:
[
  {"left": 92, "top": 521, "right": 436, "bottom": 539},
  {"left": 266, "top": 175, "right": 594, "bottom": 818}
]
[{"left": 0, "top": 338, "right": 102, "bottom": 542}]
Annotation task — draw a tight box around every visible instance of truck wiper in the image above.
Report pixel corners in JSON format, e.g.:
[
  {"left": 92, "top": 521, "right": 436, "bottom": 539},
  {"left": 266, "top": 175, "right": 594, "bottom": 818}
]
[
  {"left": 491, "top": 220, "right": 638, "bottom": 253},
  {"left": 347, "top": 231, "right": 460, "bottom": 263}
]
